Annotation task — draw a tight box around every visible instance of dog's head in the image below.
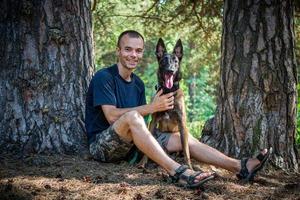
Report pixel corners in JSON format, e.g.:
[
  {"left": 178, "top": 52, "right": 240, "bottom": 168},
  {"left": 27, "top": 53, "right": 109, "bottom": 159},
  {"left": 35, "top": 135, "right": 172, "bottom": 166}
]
[{"left": 155, "top": 38, "right": 183, "bottom": 93}]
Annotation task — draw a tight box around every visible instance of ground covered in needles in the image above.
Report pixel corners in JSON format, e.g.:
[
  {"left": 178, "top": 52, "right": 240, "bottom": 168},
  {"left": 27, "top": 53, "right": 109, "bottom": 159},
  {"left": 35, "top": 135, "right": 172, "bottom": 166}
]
[{"left": 0, "top": 153, "right": 299, "bottom": 200}]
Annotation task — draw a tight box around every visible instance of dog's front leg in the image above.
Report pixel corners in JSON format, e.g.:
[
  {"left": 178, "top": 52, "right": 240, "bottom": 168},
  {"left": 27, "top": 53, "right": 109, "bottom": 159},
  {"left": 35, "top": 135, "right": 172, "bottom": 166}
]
[
  {"left": 177, "top": 112, "right": 193, "bottom": 170},
  {"left": 176, "top": 93, "right": 193, "bottom": 170}
]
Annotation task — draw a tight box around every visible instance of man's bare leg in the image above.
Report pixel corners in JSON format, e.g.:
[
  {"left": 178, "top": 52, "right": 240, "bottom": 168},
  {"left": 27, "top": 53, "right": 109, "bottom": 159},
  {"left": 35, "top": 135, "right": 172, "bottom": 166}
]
[
  {"left": 113, "top": 111, "right": 213, "bottom": 181},
  {"left": 166, "top": 133, "right": 268, "bottom": 173}
]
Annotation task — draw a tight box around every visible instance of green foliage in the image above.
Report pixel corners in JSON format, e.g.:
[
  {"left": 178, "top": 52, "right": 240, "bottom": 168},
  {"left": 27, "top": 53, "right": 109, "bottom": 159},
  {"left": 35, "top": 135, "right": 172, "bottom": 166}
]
[
  {"left": 188, "top": 120, "right": 205, "bottom": 139},
  {"left": 185, "top": 66, "right": 216, "bottom": 122}
]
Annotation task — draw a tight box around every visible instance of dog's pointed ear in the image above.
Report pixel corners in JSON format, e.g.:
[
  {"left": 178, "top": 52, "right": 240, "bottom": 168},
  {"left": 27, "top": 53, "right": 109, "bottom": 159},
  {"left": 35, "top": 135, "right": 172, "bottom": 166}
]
[
  {"left": 156, "top": 38, "right": 167, "bottom": 61},
  {"left": 173, "top": 39, "right": 183, "bottom": 62}
]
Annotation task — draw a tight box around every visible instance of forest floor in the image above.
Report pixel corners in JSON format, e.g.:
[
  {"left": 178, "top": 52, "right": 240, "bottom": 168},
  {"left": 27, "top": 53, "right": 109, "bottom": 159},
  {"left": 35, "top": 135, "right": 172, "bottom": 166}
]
[{"left": 0, "top": 152, "right": 299, "bottom": 200}]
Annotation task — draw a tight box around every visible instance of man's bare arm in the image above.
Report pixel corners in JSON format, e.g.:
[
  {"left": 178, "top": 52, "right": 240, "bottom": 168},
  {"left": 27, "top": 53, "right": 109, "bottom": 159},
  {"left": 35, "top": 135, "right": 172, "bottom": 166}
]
[{"left": 102, "top": 89, "right": 175, "bottom": 124}]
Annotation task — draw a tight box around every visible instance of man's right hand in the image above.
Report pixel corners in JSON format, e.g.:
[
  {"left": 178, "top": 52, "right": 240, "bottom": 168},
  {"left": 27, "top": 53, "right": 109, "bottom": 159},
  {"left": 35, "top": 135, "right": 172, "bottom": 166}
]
[{"left": 151, "top": 89, "right": 175, "bottom": 113}]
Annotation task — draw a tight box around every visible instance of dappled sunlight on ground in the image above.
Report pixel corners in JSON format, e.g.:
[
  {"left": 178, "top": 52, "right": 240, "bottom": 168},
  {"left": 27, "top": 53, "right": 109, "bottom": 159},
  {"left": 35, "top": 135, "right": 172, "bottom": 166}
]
[{"left": 0, "top": 153, "right": 299, "bottom": 200}]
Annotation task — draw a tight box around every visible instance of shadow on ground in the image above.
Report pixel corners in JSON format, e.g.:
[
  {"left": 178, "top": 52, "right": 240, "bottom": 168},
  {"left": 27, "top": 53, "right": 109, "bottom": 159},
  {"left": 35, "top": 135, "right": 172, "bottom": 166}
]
[{"left": 0, "top": 153, "right": 299, "bottom": 200}]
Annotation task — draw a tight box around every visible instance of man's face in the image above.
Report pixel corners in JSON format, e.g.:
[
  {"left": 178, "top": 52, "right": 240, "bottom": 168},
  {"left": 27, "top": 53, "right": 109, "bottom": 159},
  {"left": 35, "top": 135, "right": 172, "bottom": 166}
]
[{"left": 116, "top": 35, "right": 144, "bottom": 70}]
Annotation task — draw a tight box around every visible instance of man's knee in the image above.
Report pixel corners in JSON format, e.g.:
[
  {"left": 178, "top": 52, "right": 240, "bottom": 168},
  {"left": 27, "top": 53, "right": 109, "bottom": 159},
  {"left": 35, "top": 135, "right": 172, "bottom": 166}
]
[
  {"left": 189, "top": 135, "right": 201, "bottom": 150},
  {"left": 123, "top": 110, "right": 144, "bottom": 125},
  {"left": 167, "top": 133, "right": 197, "bottom": 152},
  {"left": 166, "top": 133, "right": 183, "bottom": 152}
]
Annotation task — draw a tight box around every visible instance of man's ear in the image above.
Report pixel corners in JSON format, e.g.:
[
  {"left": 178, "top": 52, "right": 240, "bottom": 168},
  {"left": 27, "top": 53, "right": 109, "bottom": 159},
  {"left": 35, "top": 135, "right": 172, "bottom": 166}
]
[
  {"left": 116, "top": 47, "right": 120, "bottom": 56},
  {"left": 173, "top": 39, "right": 183, "bottom": 62},
  {"left": 156, "top": 38, "right": 167, "bottom": 61}
]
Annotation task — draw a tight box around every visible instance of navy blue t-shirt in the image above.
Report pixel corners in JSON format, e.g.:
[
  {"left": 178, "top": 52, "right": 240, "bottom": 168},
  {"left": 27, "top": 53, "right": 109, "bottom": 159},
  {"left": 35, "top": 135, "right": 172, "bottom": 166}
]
[{"left": 85, "top": 64, "right": 146, "bottom": 143}]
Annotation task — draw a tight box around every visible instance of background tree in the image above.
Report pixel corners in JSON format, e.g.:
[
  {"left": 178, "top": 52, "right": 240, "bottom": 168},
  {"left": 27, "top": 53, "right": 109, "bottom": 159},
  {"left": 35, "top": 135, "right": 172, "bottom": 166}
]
[
  {"left": 201, "top": 0, "right": 298, "bottom": 171},
  {"left": 295, "top": 2, "right": 300, "bottom": 149},
  {"left": 0, "top": 0, "right": 94, "bottom": 154}
]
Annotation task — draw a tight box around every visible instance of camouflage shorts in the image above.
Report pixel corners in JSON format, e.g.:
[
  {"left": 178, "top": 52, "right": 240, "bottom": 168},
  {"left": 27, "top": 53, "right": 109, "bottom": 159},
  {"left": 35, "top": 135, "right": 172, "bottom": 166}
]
[
  {"left": 89, "top": 126, "right": 172, "bottom": 162},
  {"left": 89, "top": 126, "right": 134, "bottom": 162},
  {"left": 153, "top": 129, "right": 172, "bottom": 152}
]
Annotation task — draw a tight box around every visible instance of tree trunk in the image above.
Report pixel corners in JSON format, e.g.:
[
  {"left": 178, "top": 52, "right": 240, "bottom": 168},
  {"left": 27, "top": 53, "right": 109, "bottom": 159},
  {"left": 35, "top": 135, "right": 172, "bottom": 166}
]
[
  {"left": 201, "top": 0, "right": 298, "bottom": 171},
  {"left": 0, "top": 0, "right": 94, "bottom": 154}
]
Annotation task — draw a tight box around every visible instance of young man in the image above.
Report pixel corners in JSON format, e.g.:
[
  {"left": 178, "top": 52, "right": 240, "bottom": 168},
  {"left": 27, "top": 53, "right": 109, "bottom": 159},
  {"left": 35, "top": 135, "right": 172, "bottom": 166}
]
[{"left": 85, "top": 30, "right": 270, "bottom": 188}]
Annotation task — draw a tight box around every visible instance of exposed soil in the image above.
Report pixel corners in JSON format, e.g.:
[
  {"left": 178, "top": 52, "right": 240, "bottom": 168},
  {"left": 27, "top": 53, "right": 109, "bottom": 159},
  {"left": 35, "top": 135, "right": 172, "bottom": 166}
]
[{"left": 0, "top": 153, "right": 299, "bottom": 200}]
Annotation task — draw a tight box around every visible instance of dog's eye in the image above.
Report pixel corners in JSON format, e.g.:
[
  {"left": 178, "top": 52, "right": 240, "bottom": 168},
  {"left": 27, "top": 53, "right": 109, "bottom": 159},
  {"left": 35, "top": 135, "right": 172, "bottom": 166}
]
[{"left": 161, "top": 58, "right": 167, "bottom": 64}]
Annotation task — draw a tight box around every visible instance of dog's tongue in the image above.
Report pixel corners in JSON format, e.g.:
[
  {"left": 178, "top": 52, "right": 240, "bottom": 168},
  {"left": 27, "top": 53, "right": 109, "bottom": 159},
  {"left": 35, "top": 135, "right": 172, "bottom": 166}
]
[{"left": 164, "top": 73, "right": 174, "bottom": 89}]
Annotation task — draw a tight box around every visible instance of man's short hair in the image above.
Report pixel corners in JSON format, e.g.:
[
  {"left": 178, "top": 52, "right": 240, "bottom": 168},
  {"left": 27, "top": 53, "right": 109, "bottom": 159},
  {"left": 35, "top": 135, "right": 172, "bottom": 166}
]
[{"left": 117, "top": 30, "right": 144, "bottom": 48}]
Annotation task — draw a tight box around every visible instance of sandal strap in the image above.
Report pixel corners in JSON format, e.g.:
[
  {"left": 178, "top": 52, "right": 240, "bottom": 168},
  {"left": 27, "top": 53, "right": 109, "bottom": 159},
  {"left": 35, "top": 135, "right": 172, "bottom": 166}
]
[
  {"left": 236, "top": 158, "right": 249, "bottom": 179},
  {"left": 171, "top": 165, "right": 188, "bottom": 182},
  {"left": 256, "top": 152, "right": 265, "bottom": 161},
  {"left": 187, "top": 171, "right": 202, "bottom": 185}
]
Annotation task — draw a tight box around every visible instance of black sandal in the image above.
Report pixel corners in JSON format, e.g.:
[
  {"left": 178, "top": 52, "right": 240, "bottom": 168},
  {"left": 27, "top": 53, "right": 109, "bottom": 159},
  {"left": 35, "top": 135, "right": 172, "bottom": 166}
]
[
  {"left": 237, "top": 148, "right": 272, "bottom": 182},
  {"left": 170, "top": 165, "right": 215, "bottom": 189}
]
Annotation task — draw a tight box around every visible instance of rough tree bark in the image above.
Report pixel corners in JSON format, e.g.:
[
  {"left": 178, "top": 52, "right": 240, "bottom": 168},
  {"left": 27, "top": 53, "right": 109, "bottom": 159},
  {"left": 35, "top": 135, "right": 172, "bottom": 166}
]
[
  {"left": 201, "top": 0, "right": 298, "bottom": 171},
  {"left": 0, "top": 0, "right": 94, "bottom": 154}
]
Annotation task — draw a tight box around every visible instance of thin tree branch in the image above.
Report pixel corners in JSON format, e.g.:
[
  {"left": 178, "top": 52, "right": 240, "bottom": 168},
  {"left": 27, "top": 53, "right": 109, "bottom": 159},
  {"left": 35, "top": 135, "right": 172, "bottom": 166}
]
[
  {"left": 105, "top": 14, "right": 177, "bottom": 24},
  {"left": 142, "top": 0, "right": 159, "bottom": 15}
]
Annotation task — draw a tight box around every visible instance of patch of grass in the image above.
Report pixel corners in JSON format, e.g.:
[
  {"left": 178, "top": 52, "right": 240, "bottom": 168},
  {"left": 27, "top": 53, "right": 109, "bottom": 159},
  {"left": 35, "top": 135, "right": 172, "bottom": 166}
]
[{"left": 188, "top": 120, "right": 205, "bottom": 139}]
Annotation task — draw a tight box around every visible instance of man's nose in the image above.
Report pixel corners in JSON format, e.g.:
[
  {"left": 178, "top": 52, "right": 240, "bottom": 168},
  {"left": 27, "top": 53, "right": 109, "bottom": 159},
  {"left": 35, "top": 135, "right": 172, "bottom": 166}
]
[{"left": 130, "top": 51, "right": 137, "bottom": 57}]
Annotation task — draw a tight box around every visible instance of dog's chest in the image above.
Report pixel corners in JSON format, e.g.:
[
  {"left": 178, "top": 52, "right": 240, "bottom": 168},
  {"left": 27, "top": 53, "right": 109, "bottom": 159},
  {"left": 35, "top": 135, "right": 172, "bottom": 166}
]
[{"left": 157, "top": 110, "right": 180, "bottom": 132}]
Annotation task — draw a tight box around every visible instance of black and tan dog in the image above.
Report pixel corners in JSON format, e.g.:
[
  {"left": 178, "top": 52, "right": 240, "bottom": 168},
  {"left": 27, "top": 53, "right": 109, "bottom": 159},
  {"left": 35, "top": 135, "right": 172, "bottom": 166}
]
[{"left": 140, "top": 38, "right": 192, "bottom": 169}]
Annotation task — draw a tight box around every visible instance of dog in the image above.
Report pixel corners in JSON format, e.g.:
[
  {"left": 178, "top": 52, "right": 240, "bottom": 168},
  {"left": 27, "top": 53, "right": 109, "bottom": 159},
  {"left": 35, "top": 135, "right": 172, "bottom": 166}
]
[{"left": 140, "top": 38, "right": 193, "bottom": 169}]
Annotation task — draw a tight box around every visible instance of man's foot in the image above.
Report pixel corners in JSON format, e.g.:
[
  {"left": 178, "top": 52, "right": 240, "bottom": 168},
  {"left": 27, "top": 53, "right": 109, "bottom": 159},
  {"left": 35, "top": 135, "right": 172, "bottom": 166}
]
[
  {"left": 236, "top": 148, "right": 272, "bottom": 182},
  {"left": 245, "top": 149, "right": 268, "bottom": 171},
  {"left": 170, "top": 165, "right": 216, "bottom": 189}
]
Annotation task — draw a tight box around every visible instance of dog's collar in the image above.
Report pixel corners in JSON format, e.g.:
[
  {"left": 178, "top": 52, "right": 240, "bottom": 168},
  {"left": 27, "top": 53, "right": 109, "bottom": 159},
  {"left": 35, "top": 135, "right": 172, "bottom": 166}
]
[{"left": 155, "top": 82, "right": 179, "bottom": 94}]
